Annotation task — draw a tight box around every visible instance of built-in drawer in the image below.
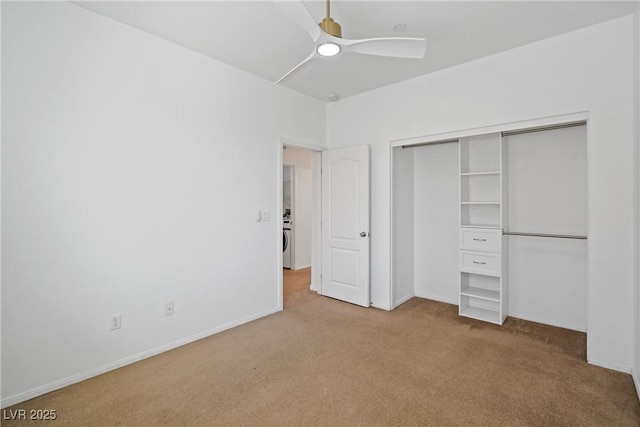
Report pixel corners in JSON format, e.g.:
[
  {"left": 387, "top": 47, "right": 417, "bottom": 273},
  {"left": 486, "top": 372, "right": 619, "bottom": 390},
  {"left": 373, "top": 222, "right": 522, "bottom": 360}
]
[
  {"left": 460, "top": 250, "right": 501, "bottom": 277},
  {"left": 460, "top": 228, "right": 501, "bottom": 253}
]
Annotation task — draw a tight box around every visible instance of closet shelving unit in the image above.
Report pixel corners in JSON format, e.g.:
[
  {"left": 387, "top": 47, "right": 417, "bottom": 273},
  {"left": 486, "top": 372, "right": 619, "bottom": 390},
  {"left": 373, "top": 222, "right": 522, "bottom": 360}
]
[{"left": 459, "top": 133, "right": 507, "bottom": 325}]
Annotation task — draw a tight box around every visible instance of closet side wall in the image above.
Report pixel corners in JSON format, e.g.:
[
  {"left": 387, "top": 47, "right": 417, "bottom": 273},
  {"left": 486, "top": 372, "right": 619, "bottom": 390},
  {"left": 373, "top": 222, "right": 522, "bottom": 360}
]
[
  {"left": 392, "top": 147, "right": 415, "bottom": 307},
  {"left": 413, "top": 143, "right": 459, "bottom": 304}
]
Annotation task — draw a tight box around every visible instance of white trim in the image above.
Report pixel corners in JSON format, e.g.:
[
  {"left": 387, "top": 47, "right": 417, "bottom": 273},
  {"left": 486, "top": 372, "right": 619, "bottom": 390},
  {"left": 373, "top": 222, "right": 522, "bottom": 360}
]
[
  {"left": 292, "top": 264, "right": 311, "bottom": 270},
  {"left": 371, "top": 301, "right": 393, "bottom": 311},
  {"left": 587, "top": 358, "right": 633, "bottom": 374},
  {"left": 391, "top": 111, "right": 589, "bottom": 148},
  {"left": 281, "top": 137, "right": 326, "bottom": 153},
  {"left": 632, "top": 0, "right": 640, "bottom": 406},
  {"left": 278, "top": 137, "right": 324, "bottom": 296},
  {"left": 310, "top": 151, "right": 322, "bottom": 293},
  {"left": 508, "top": 312, "right": 586, "bottom": 333},
  {"left": 276, "top": 141, "right": 284, "bottom": 310},
  {"left": 389, "top": 142, "right": 395, "bottom": 310},
  {"left": 283, "top": 163, "right": 296, "bottom": 270},
  {"left": 0, "top": 306, "right": 281, "bottom": 409},
  {"left": 393, "top": 293, "right": 414, "bottom": 309}
]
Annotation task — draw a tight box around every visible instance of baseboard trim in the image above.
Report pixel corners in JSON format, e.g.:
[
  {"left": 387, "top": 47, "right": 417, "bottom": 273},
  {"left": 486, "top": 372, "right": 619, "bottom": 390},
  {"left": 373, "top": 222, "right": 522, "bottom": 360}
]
[
  {"left": 507, "top": 311, "right": 586, "bottom": 333},
  {"left": 1, "top": 306, "right": 282, "bottom": 409},
  {"left": 371, "top": 302, "right": 392, "bottom": 311},
  {"left": 413, "top": 292, "right": 459, "bottom": 306},
  {"left": 293, "top": 264, "right": 311, "bottom": 270},
  {"left": 587, "top": 358, "right": 632, "bottom": 374},
  {"left": 393, "top": 293, "right": 414, "bottom": 309},
  {"left": 633, "top": 371, "right": 640, "bottom": 402}
]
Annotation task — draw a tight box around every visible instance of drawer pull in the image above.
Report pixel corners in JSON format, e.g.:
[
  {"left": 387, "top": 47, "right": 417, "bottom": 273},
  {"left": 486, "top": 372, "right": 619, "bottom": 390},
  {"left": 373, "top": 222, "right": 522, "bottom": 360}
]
[
  {"left": 472, "top": 238, "right": 487, "bottom": 242},
  {"left": 472, "top": 261, "right": 487, "bottom": 265}
]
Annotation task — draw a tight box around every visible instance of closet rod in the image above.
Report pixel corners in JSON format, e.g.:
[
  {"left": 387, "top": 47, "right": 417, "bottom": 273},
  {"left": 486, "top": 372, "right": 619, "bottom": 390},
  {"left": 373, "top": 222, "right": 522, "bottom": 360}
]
[
  {"left": 402, "top": 138, "right": 459, "bottom": 149},
  {"left": 503, "top": 231, "right": 587, "bottom": 240},
  {"left": 501, "top": 121, "right": 586, "bottom": 137}
]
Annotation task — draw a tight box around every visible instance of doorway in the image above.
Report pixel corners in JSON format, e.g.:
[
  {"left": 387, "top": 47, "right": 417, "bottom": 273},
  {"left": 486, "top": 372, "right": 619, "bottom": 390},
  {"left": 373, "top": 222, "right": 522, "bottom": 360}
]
[{"left": 280, "top": 142, "right": 322, "bottom": 308}]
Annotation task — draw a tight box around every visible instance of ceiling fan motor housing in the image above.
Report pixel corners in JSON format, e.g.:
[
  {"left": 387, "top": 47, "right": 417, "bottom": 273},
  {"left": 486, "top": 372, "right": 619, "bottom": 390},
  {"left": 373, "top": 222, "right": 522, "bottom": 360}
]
[{"left": 319, "top": 17, "right": 341, "bottom": 38}]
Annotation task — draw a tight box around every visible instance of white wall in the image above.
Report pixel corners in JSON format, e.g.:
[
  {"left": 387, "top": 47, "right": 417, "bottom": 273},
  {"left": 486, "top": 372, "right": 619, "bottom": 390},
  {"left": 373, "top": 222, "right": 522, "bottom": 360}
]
[
  {"left": 392, "top": 146, "right": 414, "bottom": 307},
  {"left": 283, "top": 146, "right": 313, "bottom": 269},
  {"left": 328, "top": 16, "right": 636, "bottom": 372},
  {"left": 1, "top": 1, "right": 326, "bottom": 406}
]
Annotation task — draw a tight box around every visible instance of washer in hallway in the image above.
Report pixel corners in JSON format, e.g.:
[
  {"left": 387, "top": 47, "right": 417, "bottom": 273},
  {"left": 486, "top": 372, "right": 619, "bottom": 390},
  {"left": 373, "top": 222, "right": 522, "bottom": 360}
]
[{"left": 283, "top": 219, "right": 292, "bottom": 269}]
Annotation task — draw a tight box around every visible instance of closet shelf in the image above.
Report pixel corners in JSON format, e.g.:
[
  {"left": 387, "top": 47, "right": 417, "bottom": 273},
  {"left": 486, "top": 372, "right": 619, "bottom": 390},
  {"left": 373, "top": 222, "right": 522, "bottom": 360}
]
[
  {"left": 459, "top": 132, "right": 506, "bottom": 325},
  {"left": 459, "top": 306, "right": 502, "bottom": 324},
  {"left": 460, "top": 224, "right": 501, "bottom": 229},
  {"left": 460, "top": 287, "right": 500, "bottom": 302}
]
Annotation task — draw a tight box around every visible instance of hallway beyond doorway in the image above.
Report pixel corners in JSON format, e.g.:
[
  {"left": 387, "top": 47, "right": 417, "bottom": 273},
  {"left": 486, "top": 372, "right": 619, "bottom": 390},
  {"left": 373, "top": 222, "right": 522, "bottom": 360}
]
[{"left": 283, "top": 267, "right": 311, "bottom": 307}]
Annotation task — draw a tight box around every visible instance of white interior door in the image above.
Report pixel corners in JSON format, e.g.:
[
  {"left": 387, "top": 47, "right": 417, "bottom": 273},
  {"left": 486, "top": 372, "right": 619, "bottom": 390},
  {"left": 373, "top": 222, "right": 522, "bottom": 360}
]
[{"left": 321, "top": 145, "right": 370, "bottom": 307}]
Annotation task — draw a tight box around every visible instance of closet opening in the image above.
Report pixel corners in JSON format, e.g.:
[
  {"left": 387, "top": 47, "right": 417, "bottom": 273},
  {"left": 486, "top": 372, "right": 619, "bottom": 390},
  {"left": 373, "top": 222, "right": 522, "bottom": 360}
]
[
  {"left": 391, "top": 139, "right": 460, "bottom": 309},
  {"left": 502, "top": 123, "right": 587, "bottom": 331},
  {"left": 391, "top": 119, "right": 588, "bottom": 336}
]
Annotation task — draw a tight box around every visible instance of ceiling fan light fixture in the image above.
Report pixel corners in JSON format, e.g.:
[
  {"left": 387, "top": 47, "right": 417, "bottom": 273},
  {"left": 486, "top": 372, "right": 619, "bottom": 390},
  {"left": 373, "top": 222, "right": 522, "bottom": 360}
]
[
  {"left": 274, "top": 0, "right": 427, "bottom": 85},
  {"left": 317, "top": 42, "right": 341, "bottom": 57}
]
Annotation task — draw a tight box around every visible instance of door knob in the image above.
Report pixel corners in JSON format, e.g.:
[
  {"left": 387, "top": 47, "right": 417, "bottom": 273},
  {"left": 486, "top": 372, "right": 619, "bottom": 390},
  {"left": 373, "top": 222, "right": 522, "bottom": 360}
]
[{"left": 360, "top": 232, "right": 367, "bottom": 237}]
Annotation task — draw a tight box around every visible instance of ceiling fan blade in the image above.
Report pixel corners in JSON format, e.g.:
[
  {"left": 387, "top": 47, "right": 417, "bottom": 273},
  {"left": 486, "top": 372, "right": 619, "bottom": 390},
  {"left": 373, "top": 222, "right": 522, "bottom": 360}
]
[
  {"left": 342, "top": 37, "right": 426, "bottom": 59},
  {"left": 275, "top": 51, "right": 317, "bottom": 84},
  {"left": 275, "top": 0, "right": 321, "bottom": 42}
]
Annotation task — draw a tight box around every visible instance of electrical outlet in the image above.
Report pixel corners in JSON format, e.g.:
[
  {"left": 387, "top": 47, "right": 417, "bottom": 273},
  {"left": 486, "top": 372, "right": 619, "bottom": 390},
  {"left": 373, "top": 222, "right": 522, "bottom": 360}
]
[
  {"left": 165, "top": 301, "right": 175, "bottom": 316},
  {"left": 110, "top": 313, "right": 121, "bottom": 331}
]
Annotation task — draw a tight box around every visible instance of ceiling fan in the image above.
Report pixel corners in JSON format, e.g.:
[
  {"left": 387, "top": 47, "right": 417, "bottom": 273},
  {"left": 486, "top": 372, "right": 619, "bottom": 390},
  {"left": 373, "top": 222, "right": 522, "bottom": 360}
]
[{"left": 275, "top": 0, "right": 427, "bottom": 84}]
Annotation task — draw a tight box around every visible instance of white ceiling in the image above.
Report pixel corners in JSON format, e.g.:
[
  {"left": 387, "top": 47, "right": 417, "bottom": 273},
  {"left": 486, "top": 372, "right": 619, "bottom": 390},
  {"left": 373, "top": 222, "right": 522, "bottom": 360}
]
[{"left": 74, "top": 1, "right": 637, "bottom": 102}]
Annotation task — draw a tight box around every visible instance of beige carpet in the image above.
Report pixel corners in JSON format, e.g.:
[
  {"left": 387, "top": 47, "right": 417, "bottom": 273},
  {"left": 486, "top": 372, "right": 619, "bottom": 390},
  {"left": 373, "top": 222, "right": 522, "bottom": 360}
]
[{"left": 3, "top": 268, "right": 640, "bottom": 426}]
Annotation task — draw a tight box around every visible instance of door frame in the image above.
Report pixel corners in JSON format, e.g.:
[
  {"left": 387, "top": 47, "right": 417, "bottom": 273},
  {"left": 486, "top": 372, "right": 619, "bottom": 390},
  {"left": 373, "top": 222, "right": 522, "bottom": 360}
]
[
  {"left": 277, "top": 137, "right": 324, "bottom": 310},
  {"left": 282, "top": 163, "right": 295, "bottom": 270}
]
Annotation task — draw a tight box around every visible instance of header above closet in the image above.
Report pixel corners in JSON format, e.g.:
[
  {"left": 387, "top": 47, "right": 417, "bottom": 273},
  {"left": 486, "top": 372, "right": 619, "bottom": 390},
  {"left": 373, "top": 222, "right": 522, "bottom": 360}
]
[
  {"left": 394, "top": 112, "right": 588, "bottom": 149},
  {"left": 402, "top": 121, "right": 587, "bottom": 149}
]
